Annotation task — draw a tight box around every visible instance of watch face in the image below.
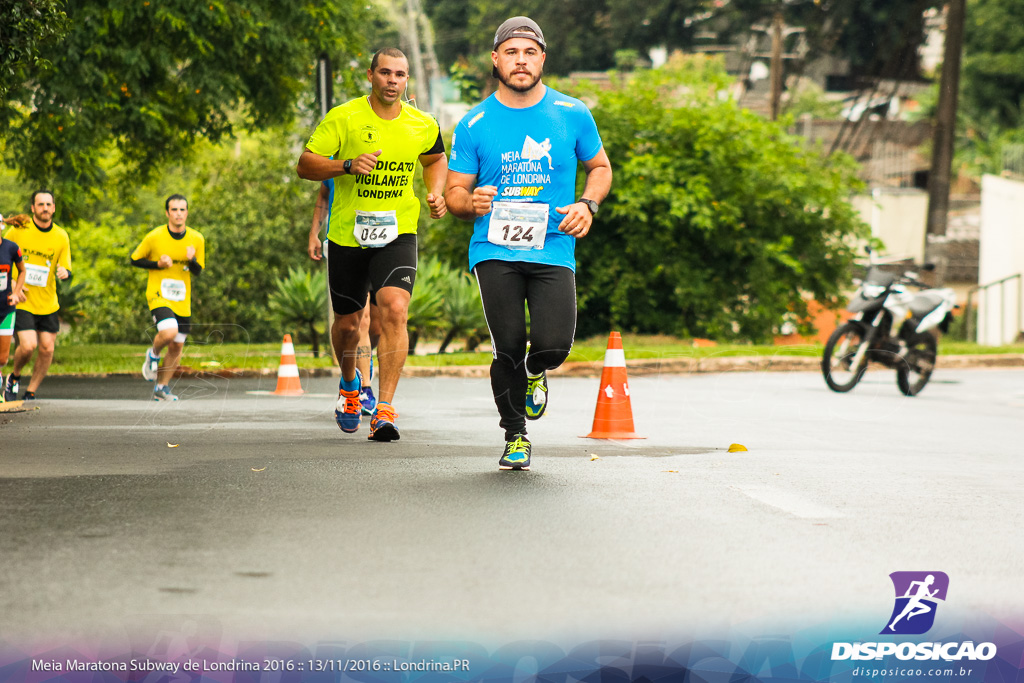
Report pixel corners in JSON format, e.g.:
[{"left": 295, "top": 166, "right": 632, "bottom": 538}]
[{"left": 584, "top": 200, "right": 598, "bottom": 215}]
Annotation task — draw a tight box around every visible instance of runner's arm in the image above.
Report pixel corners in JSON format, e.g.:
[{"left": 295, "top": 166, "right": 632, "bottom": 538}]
[
  {"left": 10, "top": 267, "right": 26, "bottom": 304},
  {"left": 555, "top": 148, "right": 613, "bottom": 237},
  {"left": 56, "top": 237, "right": 72, "bottom": 281},
  {"left": 309, "top": 183, "right": 330, "bottom": 260},
  {"left": 420, "top": 152, "right": 448, "bottom": 219},
  {"left": 578, "top": 148, "right": 612, "bottom": 205},
  {"left": 297, "top": 149, "right": 347, "bottom": 181},
  {"left": 187, "top": 257, "right": 203, "bottom": 276},
  {"left": 445, "top": 171, "right": 496, "bottom": 221},
  {"left": 130, "top": 256, "right": 160, "bottom": 269}
]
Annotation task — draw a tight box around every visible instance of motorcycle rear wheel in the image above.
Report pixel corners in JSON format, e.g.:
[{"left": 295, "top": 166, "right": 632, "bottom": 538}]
[
  {"left": 822, "top": 322, "right": 868, "bottom": 392},
  {"left": 896, "top": 332, "right": 937, "bottom": 396}
]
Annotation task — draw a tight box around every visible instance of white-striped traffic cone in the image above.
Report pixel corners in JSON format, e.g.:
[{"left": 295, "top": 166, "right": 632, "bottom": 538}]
[
  {"left": 271, "top": 334, "right": 304, "bottom": 396},
  {"left": 583, "top": 331, "right": 644, "bottom": 439}
]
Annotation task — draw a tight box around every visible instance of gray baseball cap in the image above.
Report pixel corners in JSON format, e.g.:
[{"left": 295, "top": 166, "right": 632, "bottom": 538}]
[
  {"left": 492, "top": 16, "right": 546, "bottom": 78},
  {"left": 492, "top": 16, "right": 546, "bottom": 51}
]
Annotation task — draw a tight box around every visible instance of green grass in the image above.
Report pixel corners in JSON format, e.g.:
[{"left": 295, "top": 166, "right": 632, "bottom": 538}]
[{"left": 34, "top": 335, "right": 1024, "bottom": 375}]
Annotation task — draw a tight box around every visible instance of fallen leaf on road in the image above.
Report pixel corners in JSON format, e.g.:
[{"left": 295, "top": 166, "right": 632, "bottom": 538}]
[
  {"left": 727, "top": 443, "right": 748, "bottom": 452},
  {"left": 589, "top": 453, "right": 600, "bottom": 461},
  {"left": 167, "top": 443, "right": 179, "bottom": 448},
  {"left": 662, "top": 470, "right": 678, "bottom": 473},
  {"left": 251, "top": 467, "right": 267, "bottom": 472}
]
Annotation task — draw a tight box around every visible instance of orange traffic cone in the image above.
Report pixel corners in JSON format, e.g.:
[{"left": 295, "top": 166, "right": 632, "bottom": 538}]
[
  {"left": 271, "top": 334, "right": 304, "bottom": 396},
  {"left": 583, "top": 331, "right": 645, "bottom": 439}
]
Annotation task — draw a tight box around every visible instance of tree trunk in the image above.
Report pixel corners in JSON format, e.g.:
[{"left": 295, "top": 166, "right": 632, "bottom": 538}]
[
  {"left": 308, "top": 321, "right": 320, "bottom": 358},
  {"left": 927, "top": 0, "right": 966, "bottom": 239},
  {"left": 408, "top": 329, "right": 419, "bottom": 357},
  {"left": 437, "top": 328, "right": 458, "bottom": 354}
]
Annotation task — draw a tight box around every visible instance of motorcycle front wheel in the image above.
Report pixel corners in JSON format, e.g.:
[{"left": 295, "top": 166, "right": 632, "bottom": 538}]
[
  {"left": 896, "top": 331, "right": 937, "bottom": 396},
  {"left": 822, "top": 322, "right": 868, "bottom": 392}
]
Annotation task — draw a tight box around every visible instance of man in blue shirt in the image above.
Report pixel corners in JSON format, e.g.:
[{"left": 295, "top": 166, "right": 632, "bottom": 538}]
[{"left": 446, "top": 16, "right": 612, "bottom": 470}]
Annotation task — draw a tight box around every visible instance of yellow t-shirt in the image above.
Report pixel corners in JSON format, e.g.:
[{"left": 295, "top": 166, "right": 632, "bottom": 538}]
[
  {"left": 131, "top": 225, "right": 206, "bottom": 317},
  {"left": 305, "top": 97, "right": 442, "bottom": 248},
  {"left": 2, "top": 221, "right": 71, "bottom": 315}
]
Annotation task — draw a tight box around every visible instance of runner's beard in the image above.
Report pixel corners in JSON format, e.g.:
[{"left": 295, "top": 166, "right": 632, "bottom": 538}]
[{"left": 498, "top": 67, "right": 542, "bottom": 93}]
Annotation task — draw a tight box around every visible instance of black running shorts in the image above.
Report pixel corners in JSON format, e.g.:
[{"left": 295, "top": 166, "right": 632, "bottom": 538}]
[
  {"left": 327, "top": 234, "right": 417, "bottom": 315},
  {"left": 150, "top": 306, "right": 192, "bottom": 336},
  {"left": 14, "top": 309, "right": 60, "bottom": 334}
]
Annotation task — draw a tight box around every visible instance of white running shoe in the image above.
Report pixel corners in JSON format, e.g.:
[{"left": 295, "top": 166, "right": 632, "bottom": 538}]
[{"left": 142, "top": 349, "right": 160, "bottom": 382}]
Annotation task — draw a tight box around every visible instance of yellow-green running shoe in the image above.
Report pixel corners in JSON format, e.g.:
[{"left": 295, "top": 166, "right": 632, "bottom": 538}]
[
  {"left": 499, "top": 434, "right": 532, "bottom": 470},
  {"left": 525, "top": 370, "right": 548, "bottom": 420}
]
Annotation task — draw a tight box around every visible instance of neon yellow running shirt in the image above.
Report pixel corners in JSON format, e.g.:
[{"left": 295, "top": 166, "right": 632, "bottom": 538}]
[{"left": 305, "top": 97, "right": 441, "bottom": 248}]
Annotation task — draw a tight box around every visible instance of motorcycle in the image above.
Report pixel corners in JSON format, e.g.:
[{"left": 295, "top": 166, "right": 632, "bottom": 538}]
[{"left": 821, "top": 254, "right": 957, "bottom": 396}]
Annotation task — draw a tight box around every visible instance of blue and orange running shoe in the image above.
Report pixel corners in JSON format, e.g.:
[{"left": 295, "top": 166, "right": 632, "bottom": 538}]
[
  {"left": 368, "top": 401, "right": 400, "bottom": 442},
  {"left": 335, "top": 371, "right": 362, "bottom": 433},
  {"left": 499, "top": 434, "right": 532, "bottom": 470}
]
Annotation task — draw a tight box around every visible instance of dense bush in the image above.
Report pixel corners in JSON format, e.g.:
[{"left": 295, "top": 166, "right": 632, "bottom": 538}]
[{"left": 566, "top": 57, "right": 869, "bottom": 341}]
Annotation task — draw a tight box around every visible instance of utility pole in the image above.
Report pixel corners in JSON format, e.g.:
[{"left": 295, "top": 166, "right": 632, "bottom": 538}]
[
  {"left": 769, "top": 9, "right": 784, "bottom": 120},
  {"left": 926, "top": 0, "right": 967, "bottom": 237},
  {"left": 316, "top": 54, "right": 332, "bottom": 119}
]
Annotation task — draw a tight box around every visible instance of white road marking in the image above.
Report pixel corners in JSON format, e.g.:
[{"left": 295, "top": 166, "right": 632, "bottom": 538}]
[{"left": 731, "top": 485, "right": 844, "bottom": 519}]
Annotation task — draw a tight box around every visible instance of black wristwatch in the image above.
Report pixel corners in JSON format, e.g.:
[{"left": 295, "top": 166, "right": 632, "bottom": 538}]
[
  {"left": 343, "top": 159, "right": 353, "bottom": 174},
  {"left": 579, "top": 198, "right": 599, "bottom": 215}
]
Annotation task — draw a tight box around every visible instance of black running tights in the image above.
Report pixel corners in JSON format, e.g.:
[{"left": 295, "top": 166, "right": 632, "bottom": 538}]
[{"left": 473, "top": 259, "right": 577, "bottom": 439}]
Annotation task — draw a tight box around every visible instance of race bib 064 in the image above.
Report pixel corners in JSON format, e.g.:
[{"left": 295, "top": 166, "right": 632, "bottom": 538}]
[{"left": 354, "top": 210, "right": 398, "bottom": 248}]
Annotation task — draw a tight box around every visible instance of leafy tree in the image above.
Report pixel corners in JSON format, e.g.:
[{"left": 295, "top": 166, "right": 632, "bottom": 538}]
[
  {"left": 564, "top": 56, "right": 867, "bottom": 341},
  {"left": 1, "top": 0, "right": 373, "bottom": 209},
  {"left": 908, "top": 0, "right": 1024, "bottom": 181},
  {"left": 0, "top": 0, "right": 69, "bottom": 98},
  {"left": 61, "top": 211, "right": 151, "bottom": 343},
  {"left": 23, "top": 127, "right": 326, "bottom": 345},
  {"left": 186, "top": 129, "right": 319, "bottom": 344},
  {"left": 962, "top": 0, "right": 1024, "bottom": 130},
  {"left": 425, "top": 0, "right": 705, "bottom": 76},
  {"left": 268, "top": 267, "right": 328, "bottom": 357},
  {"left": 718, "top": 0, "right": 943, "bottom": 81}
]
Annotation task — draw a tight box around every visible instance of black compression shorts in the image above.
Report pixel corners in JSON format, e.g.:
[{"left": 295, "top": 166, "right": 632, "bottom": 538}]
[{"left": 327, "top": 234, "right": 417, "bottom": 315}]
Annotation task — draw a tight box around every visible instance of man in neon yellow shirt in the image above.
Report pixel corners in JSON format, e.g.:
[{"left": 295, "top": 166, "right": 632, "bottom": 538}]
[
  {"left": 3, "top": 191, "right": 72, "bottom": 401},
  {"left": 130, "top": 194, "right": 206, "bottom": 401},
  {"left": 297, "top": 47, "right": 447, "bottom": 441},
  {"left": 308, "top": 181, "right": 379, "bottom": 415}
]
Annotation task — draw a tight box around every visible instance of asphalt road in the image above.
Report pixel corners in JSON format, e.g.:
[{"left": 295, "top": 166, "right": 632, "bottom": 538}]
[{"left": 1, "top": 367, "right": 1022, "bottom": 652}]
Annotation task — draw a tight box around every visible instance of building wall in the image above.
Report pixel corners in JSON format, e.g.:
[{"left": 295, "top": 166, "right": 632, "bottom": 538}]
[
  {"left": 852, "top": 188, "right": 927, "bottom": 263},
  {"left": 978, "top": 175, "right": 1024, "bottom": 345}
]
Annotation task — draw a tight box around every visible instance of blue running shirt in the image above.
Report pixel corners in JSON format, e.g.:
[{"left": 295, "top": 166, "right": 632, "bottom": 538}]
[{"left": 450, "top": 86, "right": 603, "bottom": 272}]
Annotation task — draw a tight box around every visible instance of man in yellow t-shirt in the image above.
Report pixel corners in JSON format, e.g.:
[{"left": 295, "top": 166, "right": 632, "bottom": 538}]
[
  {"left": 296, "top": 47, "right": 447, "bottom": 441},
  {"left": 308, "top": 180, "right": 379, "bottom": 416},
  {"left": 130, "top": 194, "right": 206, "bottom": 401},
  {"left": 2, "top": 191, "right": 72, "bottom": 401}
]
